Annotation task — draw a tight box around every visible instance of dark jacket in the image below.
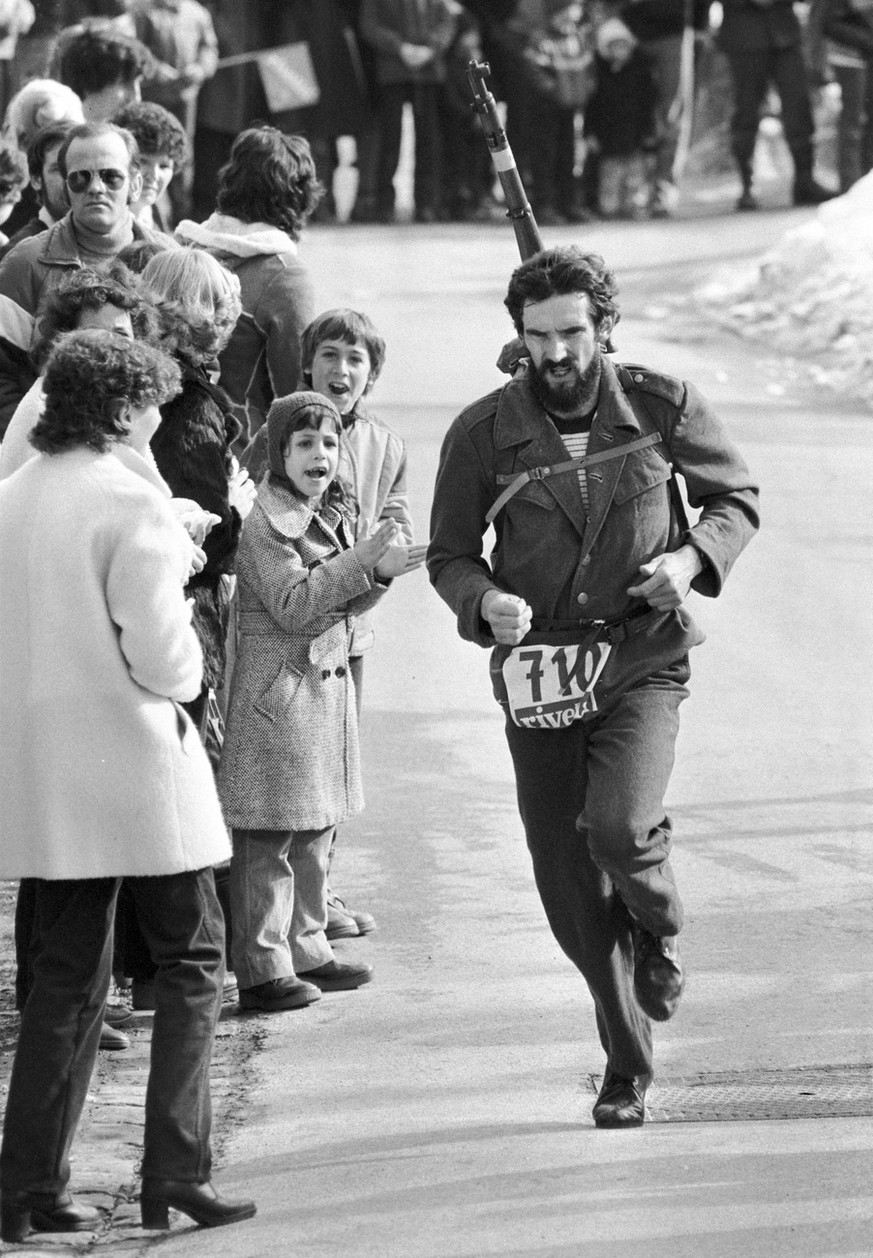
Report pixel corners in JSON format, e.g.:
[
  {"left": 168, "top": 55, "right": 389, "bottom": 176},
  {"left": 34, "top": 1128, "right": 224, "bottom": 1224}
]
[
  {"left": 717, "top": 0, "right": 803, "bottom": 55},
  {"left": 174, "top": 214, "right": 316, "bottom": 448},
  {"left": 0, "top": 215, "right": 48, "bottom": 265},
  {"left": 195, "top": 0, "right": 273, "bottom": 134},
  {"left": 810, "top": 0, "right": 873, "bottom": 56},
  {"left": 427, "top": 358, "right": 759, "bottom": 706},
  {"left": 150, "top": 364, "right": 243, "bottom": 688},
  {"left": 267, "top": 0, "right": 374, "bottom": 138},
  {"left": 359, "top": 0, "right": 461, "bottom": 84},
  {"left": 620, "top": 0, "right": 711, "bottom": 42},
  {"left": 584, "top": 50, "right": 658, "bottom": 156}
]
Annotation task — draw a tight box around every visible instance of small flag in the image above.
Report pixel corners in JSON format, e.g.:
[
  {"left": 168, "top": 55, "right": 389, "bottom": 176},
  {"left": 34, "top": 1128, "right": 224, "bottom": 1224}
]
[{"left": 257, "top": 42, "right": 320, "bottom": 113}]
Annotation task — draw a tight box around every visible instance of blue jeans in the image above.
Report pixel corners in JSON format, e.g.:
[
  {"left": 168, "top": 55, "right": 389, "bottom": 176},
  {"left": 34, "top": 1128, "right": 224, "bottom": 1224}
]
[
  {"left": 504, "top": 659, "right": 690, "bottom": 1078},
  {"left": 229, "top": 827, "right": 334, "bottom": 987},
  {"left": 0, "top": 870, "right": 225, "bottom": 1197}
]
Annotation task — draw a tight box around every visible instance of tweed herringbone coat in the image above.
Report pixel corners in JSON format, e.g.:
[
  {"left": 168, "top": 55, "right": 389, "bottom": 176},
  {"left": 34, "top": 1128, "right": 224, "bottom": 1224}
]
[{"left": 217, "top": 478, "right": 388, "bottom": 831}]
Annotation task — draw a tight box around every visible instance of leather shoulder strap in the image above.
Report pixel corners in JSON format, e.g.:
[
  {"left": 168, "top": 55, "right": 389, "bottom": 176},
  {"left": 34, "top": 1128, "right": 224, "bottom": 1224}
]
[{"left": 485, "top": 432, "right": 661, "bottom": 526}]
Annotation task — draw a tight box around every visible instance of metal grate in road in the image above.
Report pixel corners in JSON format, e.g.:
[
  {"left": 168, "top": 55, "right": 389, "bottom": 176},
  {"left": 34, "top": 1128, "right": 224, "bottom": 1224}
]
[{"left": 587, "top": 1064, "right": 873, "bottom": 1122}]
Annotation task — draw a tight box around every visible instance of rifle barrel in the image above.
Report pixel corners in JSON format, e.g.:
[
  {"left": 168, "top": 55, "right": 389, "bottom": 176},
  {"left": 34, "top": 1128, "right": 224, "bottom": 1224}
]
[
  {"left": 467, "top": 60, "right": 543, "bottom": 261},
  {"left": 466, "top": 59, "right": 616, "bottom": 353}
]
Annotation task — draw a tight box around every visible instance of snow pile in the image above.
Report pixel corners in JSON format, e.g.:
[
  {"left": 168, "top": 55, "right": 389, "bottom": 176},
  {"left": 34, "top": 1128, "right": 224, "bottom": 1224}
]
[{"left": 698, "top": 172, "right": 873, "bottom": 404}]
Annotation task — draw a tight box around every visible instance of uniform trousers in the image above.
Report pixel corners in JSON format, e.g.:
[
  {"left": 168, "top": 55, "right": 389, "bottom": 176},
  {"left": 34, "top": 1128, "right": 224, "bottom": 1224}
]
[
  {"left": 724, "top": 46, "right": 815, "bottom": 173},
  {"left": 0, "top": 870, "right": 224, "bottom": 1198},
  {"left": 373, "top": 80, "right": 441, "bottom": 216},
  {"left": 504, "top": 660, "right": 689, "bottom": 1079}
]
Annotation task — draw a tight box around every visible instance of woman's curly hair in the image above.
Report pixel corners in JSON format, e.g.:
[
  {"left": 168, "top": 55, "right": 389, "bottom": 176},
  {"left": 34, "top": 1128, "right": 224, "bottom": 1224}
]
[
  {"left": 32, "top": 329, "right": 181, "bottom": 454},
  {"left": 115, "top": 238, "right": 166, "bottom": 275},
  {"left": 112, "top": 100, "right": 187, "bottom": 167},
  {"left": 141, "top": 247, "right": 242, "bottom": 367},
  {"left": 216, "top": 127, "right": 323, "bottom": 239},
  {"left": 31, "top": 262, "right": 160, "bottom": 370}
]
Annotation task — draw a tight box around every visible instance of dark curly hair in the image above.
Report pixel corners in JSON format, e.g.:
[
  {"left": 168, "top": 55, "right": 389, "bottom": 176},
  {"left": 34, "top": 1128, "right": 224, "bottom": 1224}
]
[
  {"left": 116, "top": 238, "right": 166, "bottom": 275},
  {"left": 31, "top": 262, "right": 160, "bottom": 370},
  {"left": 32, "top": 329, "right": 181, "bottom": 454},
  {"left": 504, "top": 247, "right": 619, "bottom": 337},
  {"left": 216, "top": 127, "right": 323, "bottom": 240},
  {"left": 300, "top": 309, "right": 386, "bottom": 392},
  {"left": 25, "top": 120, "right": 79, "bottom": 181},
  {"left": 112, "top": 100, "right": 187, "bottom": 167},
  {"left": 54, "top": 24, "right": 154, "bottom": 97}
]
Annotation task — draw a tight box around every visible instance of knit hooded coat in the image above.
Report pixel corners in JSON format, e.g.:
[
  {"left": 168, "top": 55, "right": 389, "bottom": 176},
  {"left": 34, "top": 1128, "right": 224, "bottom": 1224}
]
[{"left": 217, "top": 393, "right": 388, "bottom": 830}]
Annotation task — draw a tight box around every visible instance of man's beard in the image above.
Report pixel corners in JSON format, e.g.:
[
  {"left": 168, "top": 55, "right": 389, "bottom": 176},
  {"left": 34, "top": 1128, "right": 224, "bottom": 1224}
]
[{"left": 528, "top": 347, "right": 602, "bottom": 415}]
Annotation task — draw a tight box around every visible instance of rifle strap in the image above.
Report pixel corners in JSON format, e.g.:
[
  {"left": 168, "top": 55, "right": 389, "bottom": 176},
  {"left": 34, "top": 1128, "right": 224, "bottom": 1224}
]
[{"left": 485, "top": 433, "right": 662, "bottom": 525}]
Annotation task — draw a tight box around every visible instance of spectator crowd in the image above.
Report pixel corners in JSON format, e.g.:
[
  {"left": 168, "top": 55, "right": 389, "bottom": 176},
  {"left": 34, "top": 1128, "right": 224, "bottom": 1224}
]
[
  {"left": 0, "top": 0, "right": 847, "bottom": 1243},
  {"left": 1, "top": 0, "right": 867, "bottom": 239},
  {"left": 0, "top": 80, "right": 428, "bottom": 1232}
]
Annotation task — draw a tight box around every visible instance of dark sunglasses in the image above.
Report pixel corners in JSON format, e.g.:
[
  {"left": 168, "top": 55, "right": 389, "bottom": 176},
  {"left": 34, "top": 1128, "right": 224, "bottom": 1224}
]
[{"left": 66, "top": 167, "right": 128, "bottom": 194}]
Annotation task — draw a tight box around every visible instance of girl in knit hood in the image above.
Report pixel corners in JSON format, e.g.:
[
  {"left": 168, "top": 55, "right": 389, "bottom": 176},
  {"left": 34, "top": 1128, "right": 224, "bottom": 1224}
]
[{"left": 218, "top": 391, "right": 407, "bottom": 1012}]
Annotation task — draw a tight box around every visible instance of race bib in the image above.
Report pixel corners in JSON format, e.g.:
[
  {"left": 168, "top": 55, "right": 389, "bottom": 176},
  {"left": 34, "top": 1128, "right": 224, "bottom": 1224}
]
[{"left": 501, "top": 639, "right": 612, "bottom": 728}]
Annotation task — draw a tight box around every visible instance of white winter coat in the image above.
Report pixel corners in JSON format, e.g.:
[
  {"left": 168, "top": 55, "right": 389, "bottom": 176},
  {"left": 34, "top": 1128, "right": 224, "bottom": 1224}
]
[{"left": 0, "top": 442, "right": 231, "bottom": 879}]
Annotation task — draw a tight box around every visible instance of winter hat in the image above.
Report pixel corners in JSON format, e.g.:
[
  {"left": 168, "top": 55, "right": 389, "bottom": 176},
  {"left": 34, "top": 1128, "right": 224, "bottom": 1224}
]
[
  {"left": 266, "top": 390, "right": 342, "bottom": 485},
  {"left": 595, "top": 17, "right": 636, "bottom": 56},
  {"left": 3, "top": 79, "right": 84, "bottom": 149}
]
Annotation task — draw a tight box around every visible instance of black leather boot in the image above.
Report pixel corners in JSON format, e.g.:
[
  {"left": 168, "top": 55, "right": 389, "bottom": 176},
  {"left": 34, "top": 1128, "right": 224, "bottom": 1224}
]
[
  {"left": 140, "top": 1179, "right": 256, "bottom": 1230},
  {"left": 791, "top": 149, "right": 837, "bottom": 205},
  {"left": 0, "top": 1191, "right": 102, "bottom": 1242},
  {"left": 792, "top": 176, "right": 837, "bottom": 206},
  {"left": 592, "top": 1067, "right": 651, "bottom": 1128},
  {"left": 734, "top": 156, "right": 757, "bottom": 211}
]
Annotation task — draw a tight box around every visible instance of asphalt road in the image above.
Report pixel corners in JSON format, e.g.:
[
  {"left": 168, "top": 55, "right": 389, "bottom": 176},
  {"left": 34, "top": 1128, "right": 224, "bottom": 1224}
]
[{"left": 138, "top": 212, "right": 872, "bottom": 1258}]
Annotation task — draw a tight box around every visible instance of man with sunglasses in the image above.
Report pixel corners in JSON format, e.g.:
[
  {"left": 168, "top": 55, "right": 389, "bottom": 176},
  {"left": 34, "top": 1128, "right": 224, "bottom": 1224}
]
[{"left": 0, "top": 122, "right": 173, "bottom": 437}]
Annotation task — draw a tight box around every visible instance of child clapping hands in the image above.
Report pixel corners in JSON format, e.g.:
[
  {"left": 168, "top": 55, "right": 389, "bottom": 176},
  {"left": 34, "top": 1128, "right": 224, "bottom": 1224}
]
[{"left": 218, "top": 391, "right": 400, "bottom": 1011}]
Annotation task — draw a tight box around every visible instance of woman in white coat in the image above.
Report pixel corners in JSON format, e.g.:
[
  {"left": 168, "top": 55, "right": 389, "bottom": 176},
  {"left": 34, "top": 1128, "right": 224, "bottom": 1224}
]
[{"left": 0, "top": 330, "right": 256, "bottom": 1241}]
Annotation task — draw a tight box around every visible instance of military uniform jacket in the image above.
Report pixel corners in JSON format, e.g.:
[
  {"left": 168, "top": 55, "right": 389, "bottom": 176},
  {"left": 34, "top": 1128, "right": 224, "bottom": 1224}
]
[
  {"left": 218, "top": 478, "right": 388, "bottom": 832},
  {"left": 427, "top": 357, "right": 759, "bottom": 705}
]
